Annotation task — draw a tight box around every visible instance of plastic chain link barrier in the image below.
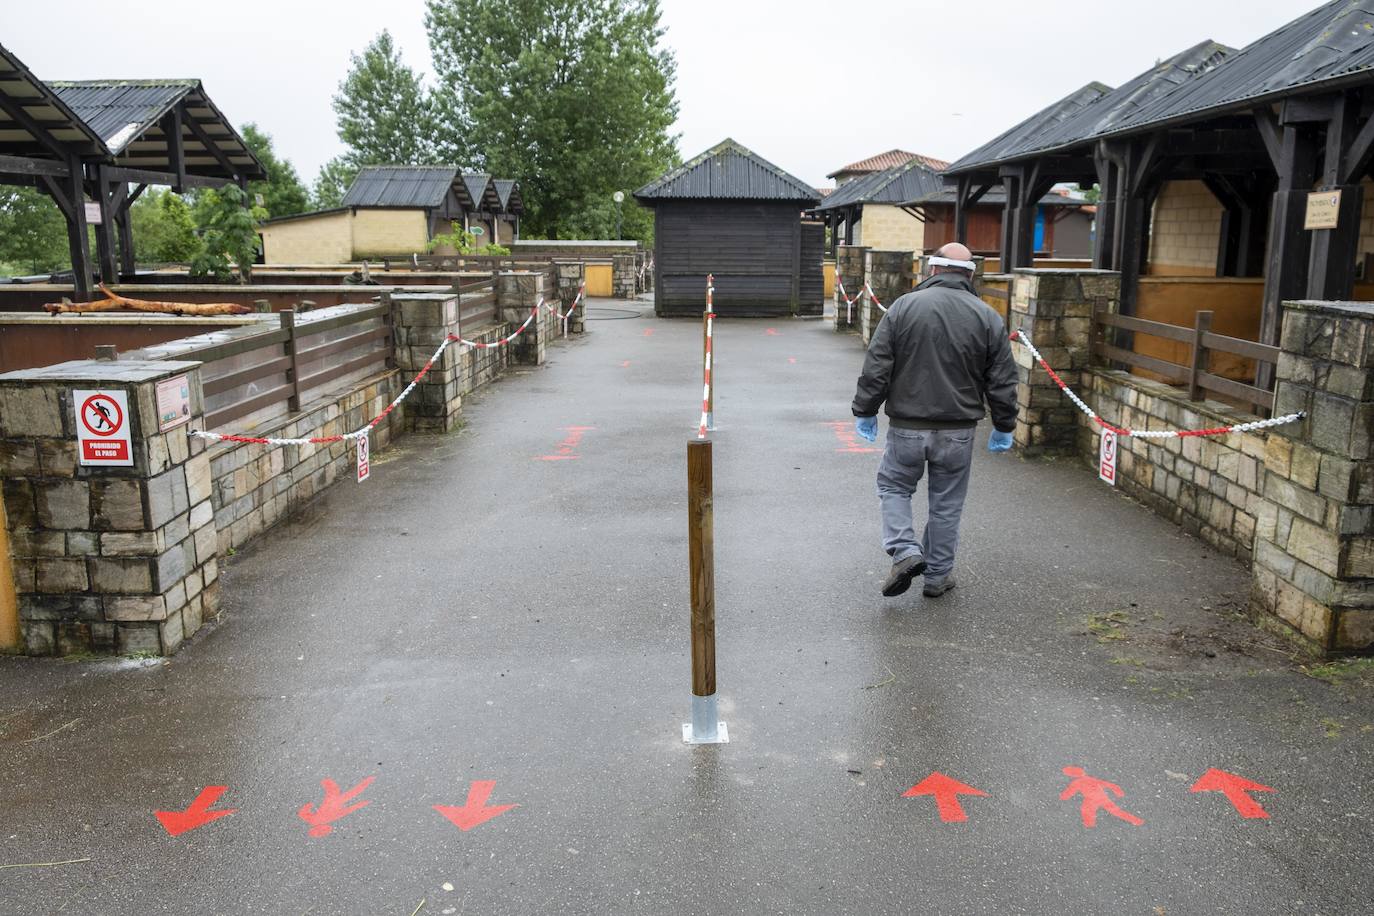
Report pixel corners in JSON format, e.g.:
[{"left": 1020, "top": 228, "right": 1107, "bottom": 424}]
[
  {"left": 1011, "top": 329, "right": 1304, "bottom": 439},
  {"left": 190, "top": 303, "right": 544, "bottom": 447}
]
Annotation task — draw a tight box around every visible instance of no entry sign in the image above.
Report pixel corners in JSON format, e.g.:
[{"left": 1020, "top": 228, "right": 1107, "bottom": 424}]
[
  {"left": 74, "top": 389, "right": 133, "bottom": 466},
  {"left": 1098, "top": 430, "right": 1118, "bottom": 486}
]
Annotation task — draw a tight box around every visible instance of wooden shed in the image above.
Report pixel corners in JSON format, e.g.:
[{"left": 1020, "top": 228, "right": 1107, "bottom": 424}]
[{"left": 635, "top": 139, "right": 822, "bottom": 317}]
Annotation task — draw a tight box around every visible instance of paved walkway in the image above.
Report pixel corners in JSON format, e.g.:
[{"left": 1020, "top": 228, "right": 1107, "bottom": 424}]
[{"left": 2, "top": 299, "right": 1372, "bottom": 914}]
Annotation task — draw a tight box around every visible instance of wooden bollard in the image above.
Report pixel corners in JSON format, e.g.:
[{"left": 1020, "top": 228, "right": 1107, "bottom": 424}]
[{"left": 684, "top": 438, "right": 726, "bottom": 743}]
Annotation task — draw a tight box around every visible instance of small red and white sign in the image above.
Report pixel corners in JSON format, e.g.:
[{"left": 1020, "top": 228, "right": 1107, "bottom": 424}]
[
  {"left": 74, "top": 389, "right": 132, "bottom": 466},
  {"left": 1098, "top": 430, "right": 1118, "bottom": 486},
  {"left": 356, "top": 433, "right": 370, "bottom": 482}
]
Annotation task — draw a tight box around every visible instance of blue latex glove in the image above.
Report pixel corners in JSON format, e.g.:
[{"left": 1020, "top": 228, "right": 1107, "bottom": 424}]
[
  {"left": 988, "top": 429, "right": 1014, "bottom": 453},
  {"left": 855, "top": 416, "right": 878, "bottom": 443}
]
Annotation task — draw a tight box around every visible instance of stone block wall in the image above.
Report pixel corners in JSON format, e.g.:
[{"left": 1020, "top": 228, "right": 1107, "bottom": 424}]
[
  {"left": 862, "top": 249, "right": 911, "bottom": 345},
  {"left": 835, "top": 245, "right": 867, "bottom": 333},
  {"left": 1078, "top": 370, "right": 1266, "bottom": 560},
  {"left": 556, "top": 261, "right": 587, "bottom": 334},
  {"left": 497, "top": 271, "right": 548, "bottom": 366},
  {"left": 1147, "top": 180, "right": 1224, "bottom": 276},
  {"left": 0, "top": 360, "right": 218, "bottom": 656},
  {"left": 1010, "top": 269, "right": 1121, "bottom": 454},
  {"left": 1250, "top": 300, "right": 1374, "bottom": 652},
  {"left": 612, "top": 254, "right": 637, "bottom": 299},
  {"left": 209, "top": 370, "right": 404, "bottom": 554}
]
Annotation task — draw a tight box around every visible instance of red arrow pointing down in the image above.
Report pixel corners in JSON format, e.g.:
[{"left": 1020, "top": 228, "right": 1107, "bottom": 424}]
[
  {"left": 1190, "top": 768, "right": 1276, "bottom": 819},
  {"left": 155, "top": 786, "right": 236, "bottom": 837},
  {"left": 434, "top": 780, "right": 518, "bottom": 832},
  {"left": 903, "top": 772, "right": 989, "bottom": 823}
]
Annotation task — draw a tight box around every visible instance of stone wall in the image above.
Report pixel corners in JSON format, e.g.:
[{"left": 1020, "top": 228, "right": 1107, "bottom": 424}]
[
  {"left": 1147, "top": 180, "right": 1224, "bottom": 277},
  {"left": 862, "top": 249, "right": 911, "bottom": 345},
  {"left": 834, "top": 245, "right": 867, "bottom": 333},
  {"left": 1078, "top": 370, "right": 1266, "bottom": 560},
  {"left": 612, "top": 254, "right": 637, "bottom": 299},
  {"left": 209, "top": 370, "right": 405, "bottom": 554},
  {"left": 857, "top": 204, "right": 925, "bottom": 253}
]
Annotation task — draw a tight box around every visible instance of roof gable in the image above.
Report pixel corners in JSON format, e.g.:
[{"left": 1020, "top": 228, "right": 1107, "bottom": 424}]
[
  {"left": 827, "top": 149, "right": 950, "bottom": 178},
  {"left": 0, "top": 42, "right": 109, "bottom": 162},
  {"left": 814, "top": 157, "right": 944, "bottom": 211},
  {"left": 635, "top": 138, "right": 819, "bottom": 203},
  {"left": 945, "top": 82, "right": 1112, "bottom": 175}
]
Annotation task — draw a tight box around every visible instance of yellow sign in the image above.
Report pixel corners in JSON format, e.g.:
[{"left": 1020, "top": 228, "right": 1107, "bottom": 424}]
[{"left": 1305, "top": 189, "right": 1342, "bottom": 230}]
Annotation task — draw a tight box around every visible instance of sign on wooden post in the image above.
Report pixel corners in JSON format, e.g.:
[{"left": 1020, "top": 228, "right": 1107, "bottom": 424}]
[{"left": 1304, "top": 190, "right": 1343, "bottom": 230}]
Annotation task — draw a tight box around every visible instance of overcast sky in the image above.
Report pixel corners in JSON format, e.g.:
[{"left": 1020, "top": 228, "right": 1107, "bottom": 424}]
[{"left": 7, "top": 1, "right": 1313, "bottom": 190}]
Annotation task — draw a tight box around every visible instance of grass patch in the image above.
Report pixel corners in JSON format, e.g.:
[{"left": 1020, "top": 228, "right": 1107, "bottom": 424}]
[
  {"left": 1087, "top": 611, "right": 1131, "bottom": 643},
  {"left": 1303, "top": 657, "right": 1374, "bottom": 688}
]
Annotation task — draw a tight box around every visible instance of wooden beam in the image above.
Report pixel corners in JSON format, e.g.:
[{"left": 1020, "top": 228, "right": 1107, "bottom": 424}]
[
  {"left": 1341, "top": 108, "right": 1374, "bottom": 184},
  {"left": 102, "top": 165, "right": 231, "bottom": 190},
  {"left": 160, "top": 107, "right": 185, "bottom": 190},
  {"left": 0, "top": 153, "right": 69, "bottom": 177},
  {"left": 179, "top": 105, "right": 239, "bottom": 178},
  {"left": 0, "top": 91, "right": 71, "bottom": 160},
  {"left": 1252, "top": 107, "right": 1283, "bottom": 171}
]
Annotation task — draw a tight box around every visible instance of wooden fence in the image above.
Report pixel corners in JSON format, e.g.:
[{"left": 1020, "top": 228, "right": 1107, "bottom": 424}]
[{"left": 1091, "top": 305, "right": 1278, "bottom": 414}]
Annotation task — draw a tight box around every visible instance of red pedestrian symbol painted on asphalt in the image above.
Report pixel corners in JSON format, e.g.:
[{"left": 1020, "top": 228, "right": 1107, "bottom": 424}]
[
  {"left": 537, "top": 426, "right": 595, "bottom": 461},
  {"left": 433, "top": 780, "right": 519, "bottom": 832},
  {"left": 826, "top": 420, "right": 878, "bottom": 454},
  {"left": 1059, "top": 766, "right": 1144, "bottom": 828},
  {"left": 155, "top": 786, "right": 236, "bottom": 837},
  {"left": 1191, "top": 768, "right": 1276, "bottom": 819},
  {"left": 298, "top": 776, "right": 375, "bottom": 837},
  {"left": 903, "top": 772, "right": 989, "bottom": 823}
]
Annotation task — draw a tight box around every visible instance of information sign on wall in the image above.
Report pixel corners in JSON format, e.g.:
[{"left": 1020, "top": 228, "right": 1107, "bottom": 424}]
[{"left": 1304, "top": 190, "right": 1342, "bottom": 230}]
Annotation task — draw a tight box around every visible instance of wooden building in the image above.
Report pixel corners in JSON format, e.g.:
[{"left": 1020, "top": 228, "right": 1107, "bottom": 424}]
[
  {"left": 904, "top": 186, "right": 1094, "bottom": 259},
  {"left": 635, "top": 139, "right": 822, "bottom": 317},
  {"left": 944, "top": 6, "right": 1374, "bottom": 387},
  {"left": 259, "top": 167, "right": 523, "bottom": 264},
  {"left": 0, "top": 42, "right": 266, "bottom": 298}
]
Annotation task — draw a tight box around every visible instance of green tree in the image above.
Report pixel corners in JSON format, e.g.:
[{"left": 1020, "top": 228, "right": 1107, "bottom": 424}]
[
  {"left": 240, "top": 123, "right": 309, "bottom": 219},
  {"left": 0, "top": 186, "right": 69, "bottom": 275},
  {"left": 130, "top": 189, "right": 202, "bottom": 263},
  {"left": 425, "top": 0, "right": 679, "bottom": 239},
  {"left": 311, "top": 156, "right": 360, "bottom": 209},
  {"left": 190, "top": 184, "right": 267, "bottom": 283},
  {"left": 333, "top": 30, "right": 433, "bottom": 167}
]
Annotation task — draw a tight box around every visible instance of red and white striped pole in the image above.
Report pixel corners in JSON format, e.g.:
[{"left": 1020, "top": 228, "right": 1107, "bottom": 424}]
[{"left": 700, "top": 274, "right": 715, "bottom": 437}]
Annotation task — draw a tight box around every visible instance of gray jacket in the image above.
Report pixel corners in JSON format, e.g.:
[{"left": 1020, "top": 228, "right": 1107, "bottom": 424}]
[{"left": 852, "top": 273, "right": 1017, "bottom": 432}]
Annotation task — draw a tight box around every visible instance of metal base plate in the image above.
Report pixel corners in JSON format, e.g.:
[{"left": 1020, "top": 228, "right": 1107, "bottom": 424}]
[{"left": 682, "top": 722, "right": 729, "bottom": 744}]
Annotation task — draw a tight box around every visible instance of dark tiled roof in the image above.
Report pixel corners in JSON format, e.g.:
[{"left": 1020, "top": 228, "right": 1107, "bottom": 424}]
[
  {"left": 813, "top": 157, "right": 945, "bottom": 211},
  {"left": 944, "top": 82, "right": 1112, "bottom": 175},
  {"left": 342, "top": 166, "right": 459, "bottom": 208},
  {"left": 634, "top": 138, "right": 819, "bottom": 203},
  {"left": 905, "top": 187, "right": 1092, "bottom": 208},
  {"left": 1101, "top": 0, "right": 1374, "bottom": 137},
  {"left": 0, "top": 42, "right": 108, "bottom": 161},
  {"left": 48, "top": 79, "right": 265, "bottom": 179},
  {"left": 462, "top": 173, "right": 501, "bottom": 210},
  {"left": 493, "top": 179, "right": 520, "bottom": 212}
]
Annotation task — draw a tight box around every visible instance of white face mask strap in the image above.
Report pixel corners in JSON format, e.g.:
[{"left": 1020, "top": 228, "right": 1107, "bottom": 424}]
[{"left": 928, "top": 256, "right": 977, "bottom": 272}]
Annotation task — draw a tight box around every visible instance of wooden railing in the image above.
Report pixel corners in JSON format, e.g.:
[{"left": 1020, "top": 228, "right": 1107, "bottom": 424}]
[
  {"left": 1091, "top": 305, "right": 1278, "bottom": 413},
  {"left": 456, "top": 277, "right": 497, "bottom": 328},
  {"left": 184, "top": 301, "right": 396, "bottom": 431},
  {"left": 381, "top": 253, "right": 554, "bottom": 272}
]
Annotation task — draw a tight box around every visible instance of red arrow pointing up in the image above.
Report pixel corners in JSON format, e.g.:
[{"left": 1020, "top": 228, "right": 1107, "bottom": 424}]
[
  {"left": 155, "top": 786, "right": 236, "bottom": 837},
  {"left": 1191, "top": 768, "right": 1276, "bottom": 819},
  {"left": 903, "top": 772, "right": 989, "bottom": 823},
  {"left": 434, "top": 780, "right": 518, "bottom": 832}
]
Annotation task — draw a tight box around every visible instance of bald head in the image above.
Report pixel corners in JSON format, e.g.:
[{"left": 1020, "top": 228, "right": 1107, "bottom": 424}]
[{"left": 931, "top": 243, "right": 975, "bottom": 278}]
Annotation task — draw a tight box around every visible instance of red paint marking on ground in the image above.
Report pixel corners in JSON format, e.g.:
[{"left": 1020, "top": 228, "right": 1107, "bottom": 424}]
[
  {"left": 155, "top": 786, "right": 236, "bottom": 837},
  {"left": 825, "top": 420, "right": 878, "bottom": 454},
  {"left": 642, "top": 328, "right": 654, "bottom": 337},
  {"left": 903, "top": 772, "right": 988, "bottom": 824},
  {"left": 537, "top": 426, "right": 596, "bottom": 461},
  {"left": 621, "top": 360, "right": 631, "bottom": 368},
  {"left": 434, "top": 780, "right": 519, "bottom": 832},
  {"left": 765, "top": 328, "right": 780, "bottom": 336},
  {"left": 1060, "top": 766, "right": 1143, "bottom": 828},
  {"left": 787, "top": 357, "right": 797, "bottom": 364},
  {"left": 298, "top": 776, "right": 374, "bottom": 838},
  {"left": 1191, "top": 768, "right": 1275, "bottom": 819}
]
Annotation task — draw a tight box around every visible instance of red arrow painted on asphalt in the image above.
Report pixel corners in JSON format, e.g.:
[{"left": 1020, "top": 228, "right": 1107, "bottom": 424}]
[
  {"left": 1190, "top": 768, "right": 1275, "bottom": 819},
  {"left": 155, "top": 786, "right": 236, "bottom": 837},
  {"left": 434, "top": 780, "right": 518, "bottom": 831},
  {"left": 903, "top": 772, "right": 989, "bottom": 823},
  {"left": 765, "top": 328, "right": 780, "bottom": 335}
]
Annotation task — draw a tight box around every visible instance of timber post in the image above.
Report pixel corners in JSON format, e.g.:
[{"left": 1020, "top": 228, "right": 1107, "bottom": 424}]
[{"left": 684, "top": 438, "right": 726, "bottom": 744}]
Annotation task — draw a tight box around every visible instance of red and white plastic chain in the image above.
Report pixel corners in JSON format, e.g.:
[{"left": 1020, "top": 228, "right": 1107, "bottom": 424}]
[
  {"left": 1011, "top": 328, "right": 1304, "bottom": 439},
  {"left": 190, "top": 303, "right": 544, "bottom": 447}
]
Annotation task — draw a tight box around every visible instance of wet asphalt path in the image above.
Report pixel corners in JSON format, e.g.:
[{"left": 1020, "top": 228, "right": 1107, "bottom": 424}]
[{"left": 1, "top": 298, "right": 1373, "bottom": 915}]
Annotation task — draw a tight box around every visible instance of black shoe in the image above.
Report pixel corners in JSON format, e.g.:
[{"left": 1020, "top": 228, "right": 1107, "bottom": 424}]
[
  {"left": 881, "top": 555, "right": 926, "bottom": 597},
  {"left": 922, "top": 575, "right": 957, "bottom": 598}
]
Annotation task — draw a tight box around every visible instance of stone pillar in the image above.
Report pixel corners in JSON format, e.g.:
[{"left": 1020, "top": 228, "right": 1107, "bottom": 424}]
[
  {"left": 0, "top": 359, "right": 219, "bottom": 656},
  {"left": 497, "top": 270, "right": 546, "bottom": 366},
  {"left": 556, "top": 260, "right": 587, "bottom": 334},
  {"left": 834, "top": 245, "right": 868, "bottom": 333},
  {"left": 1009, "top": 269, "right": 1121, "bottom": 455},
  {"left": 612, "top": 253, "right": 637, "bottom": 299},
  {"left": 862, "top": 249, "right": 912, "bottom": 345},
  {"left": 1250, "top": 300, "right": 1374, "bottom": 653},
  {"left": 393, "top": 291, "right": 462, "bottom": 433}
]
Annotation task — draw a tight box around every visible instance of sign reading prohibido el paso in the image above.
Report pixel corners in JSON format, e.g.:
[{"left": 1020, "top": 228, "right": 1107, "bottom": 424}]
[{"left": 74, "top": 389, "right": 133, "bottom": 466}]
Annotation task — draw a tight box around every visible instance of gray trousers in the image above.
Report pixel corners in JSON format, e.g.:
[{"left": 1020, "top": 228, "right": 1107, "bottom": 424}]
[{"left": 876, "top": 427, "right": 976, "bottom": 579}]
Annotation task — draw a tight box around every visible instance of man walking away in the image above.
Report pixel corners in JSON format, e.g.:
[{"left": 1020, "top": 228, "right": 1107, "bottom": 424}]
[{"left": 851, "top": 243, "right": 1017, "bottom": 599}]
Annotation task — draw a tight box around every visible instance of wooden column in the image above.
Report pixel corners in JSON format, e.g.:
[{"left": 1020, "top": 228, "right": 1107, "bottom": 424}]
[
  {"left": 1307, "top": 93, "right": 1365, "bottom": 301},
  {"left": 94, "top": 165, "right": 120, "bottom": 284},
  {"left": 954, "top": 175, "right": 970, "bottom": 244},
  {"left": 41, "top": 154, "right": 94, "bottom": 301},
  {"left": 1257, "top": 112, "right": 1319, "bottom": 363},
  {"left": 1092, "top": 146, "right": 1117, "bottom": 269}
]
